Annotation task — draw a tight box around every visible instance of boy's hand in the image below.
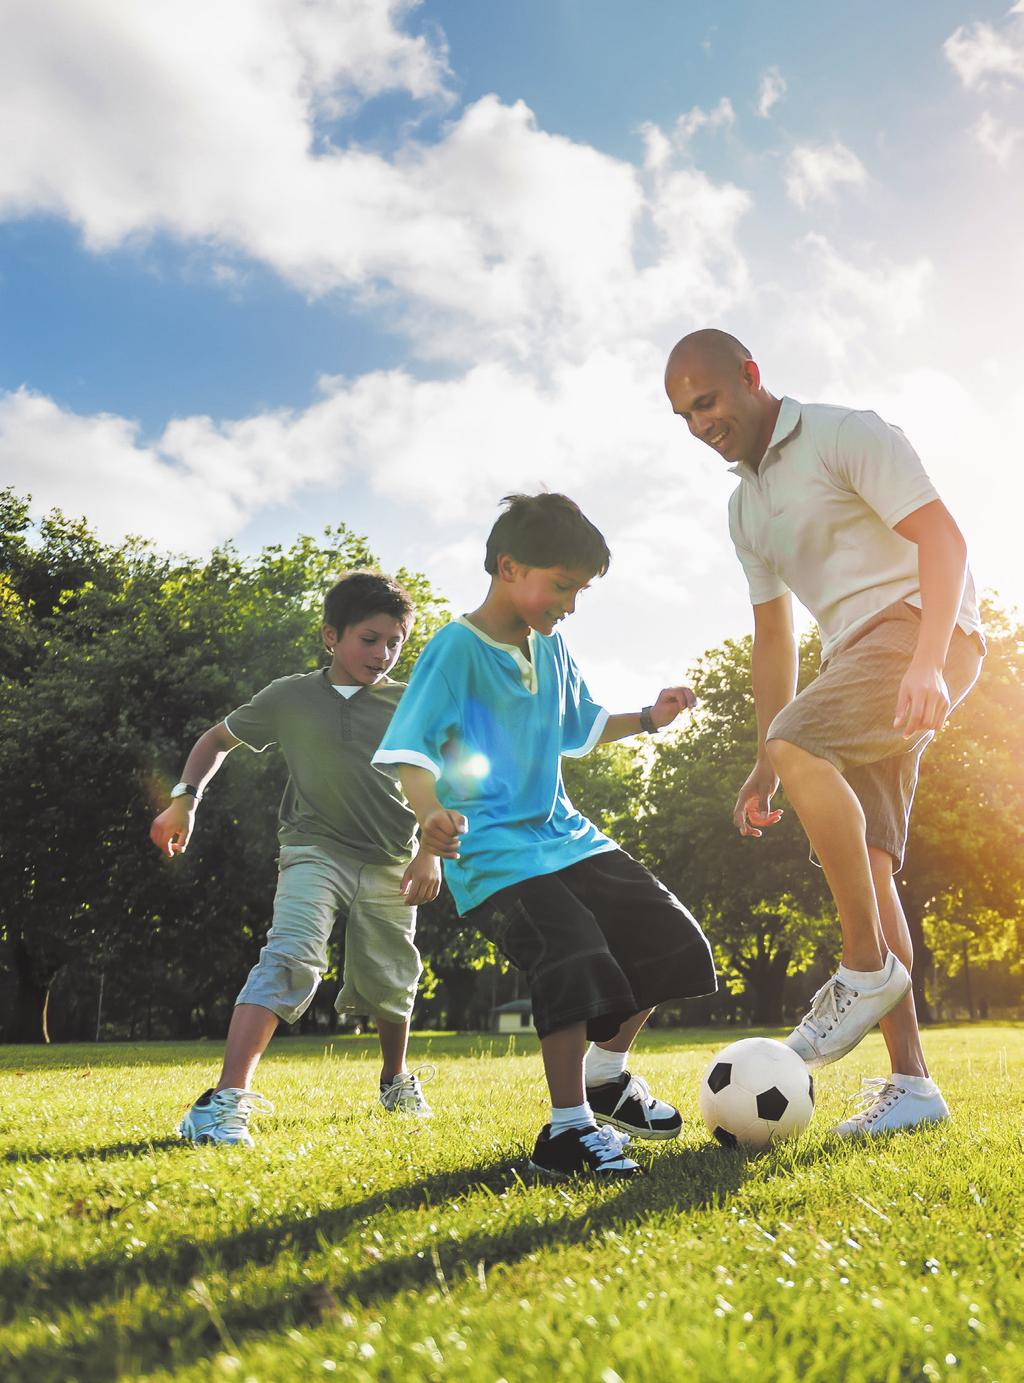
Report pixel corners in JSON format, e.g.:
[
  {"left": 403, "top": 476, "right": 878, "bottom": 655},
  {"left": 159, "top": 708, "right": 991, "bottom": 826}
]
[
  {"left": 650, "top": 685, "right": 697, "bottom": 728},
  {"left": 150, "top": 800, "right": 196, "bottom": 858},
  {"left": 421, "top": 808, "right": 468, "bottom": 859},
  {"left": 401, "top": 850, "right": 441, "bottom": 906},
  {"left": 733, "top": 762, "right": 784, "bottom": 838}
]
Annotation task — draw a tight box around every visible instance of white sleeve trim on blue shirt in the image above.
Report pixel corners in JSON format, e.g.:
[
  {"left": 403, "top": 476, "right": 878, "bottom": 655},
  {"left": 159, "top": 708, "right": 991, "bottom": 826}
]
[
  {"left": 561, "top": 707, "right": 609, "bottom": 759},
  {"left": 372, "top": 747, "right": 443, "bottom": 781}
]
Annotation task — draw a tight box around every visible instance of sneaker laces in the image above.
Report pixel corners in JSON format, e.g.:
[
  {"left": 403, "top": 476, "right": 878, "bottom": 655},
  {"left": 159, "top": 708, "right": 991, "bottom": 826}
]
[
  {"left": 621, "top": 1073, "right": 655, "bottom": 1108},
  {"left": 579, "top": 1124, "right": 632, "bottom": 1165},
  {"left": 377, "top": 1063, "right": 436, "bottom": 1109},
  {"left": 796, "top": 976, "right": 858, "bottom": 1041},
  {"left": 210, "top": 1089, "right": 274, "bottom": 1139},
  {"left": 845, "top": 1077, "right": 900, "bottom": 1126}
]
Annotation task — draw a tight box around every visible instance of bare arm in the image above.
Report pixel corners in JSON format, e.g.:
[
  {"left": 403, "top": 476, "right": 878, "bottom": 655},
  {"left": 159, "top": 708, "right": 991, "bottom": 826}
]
[
  {"left": 598, "top": 685, "right": 697, "bottom": 744},
  {"left": 892, "top": 499, "right": 968, "bottom": 736},
  {"left": 149, "top": 721, "right": 241, "bottom": 858},
  {"left": 397, "top": 764, "right": 468, "bottom": 860},
  {"left": 733, "top": 593, "right": 798, "bottom": 837}
]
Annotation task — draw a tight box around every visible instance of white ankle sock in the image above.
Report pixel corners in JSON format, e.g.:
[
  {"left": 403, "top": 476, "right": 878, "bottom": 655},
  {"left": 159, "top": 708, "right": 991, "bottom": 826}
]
[
  {"left": 584, "top": 1044, "right": 628, "bottom": 1086},
  {"left": 837, "top": 962, "right": 888, "bottom": 990},
  {"left": 892, "top": 1072, "right": 937, "bottom": 1095},
  {"left": 550, "top": 1102, "right": 596, "bottom": 1134}
]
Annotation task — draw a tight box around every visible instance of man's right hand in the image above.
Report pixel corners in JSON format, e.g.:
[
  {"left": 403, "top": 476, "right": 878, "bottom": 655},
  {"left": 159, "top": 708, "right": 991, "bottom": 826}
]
[
  {"left": 150, "top": 800, "right": 196, "bottom": 858},
  {"left": 732, "top": 762, "right": 784, "bottom": 838},
  {"left": 421, "top": 808, "right": 468, "bottom": 859}
]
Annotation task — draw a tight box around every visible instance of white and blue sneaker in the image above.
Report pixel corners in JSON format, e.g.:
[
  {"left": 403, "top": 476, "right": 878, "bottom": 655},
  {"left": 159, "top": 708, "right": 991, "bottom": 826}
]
[
  {"left": 835, "top": 1077, "right": 950, "bottom": 1137},
  {"left": 378, "top": 1067, "right": 434, "bottom": 1118},
  {"left": 177, "top": 1087, "right": 274, "bottom": 1147}
]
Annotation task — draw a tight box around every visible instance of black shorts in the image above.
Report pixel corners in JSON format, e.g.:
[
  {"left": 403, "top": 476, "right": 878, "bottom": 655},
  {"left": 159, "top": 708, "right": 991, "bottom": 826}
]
[{"left": 464, "top": 847, "right": 717, "bottom": 1040}]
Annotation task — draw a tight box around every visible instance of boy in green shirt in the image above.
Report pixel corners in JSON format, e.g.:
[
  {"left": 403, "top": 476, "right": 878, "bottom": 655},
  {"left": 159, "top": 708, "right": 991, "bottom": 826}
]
[{"left": 150, "top": 571, "right": 438, "bottom": 1145}]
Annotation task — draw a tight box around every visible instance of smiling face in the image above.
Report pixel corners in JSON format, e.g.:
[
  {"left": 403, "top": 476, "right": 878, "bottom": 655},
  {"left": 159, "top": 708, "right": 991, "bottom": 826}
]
[
  {"left": 503, "top": 560, "right": 594, "bottom": 637},
  {"left": 664, "top": 348, "right": 775, "bottom": 468},
  {"left": 323, "top": 613, "right": 408, "bottom": 686}
]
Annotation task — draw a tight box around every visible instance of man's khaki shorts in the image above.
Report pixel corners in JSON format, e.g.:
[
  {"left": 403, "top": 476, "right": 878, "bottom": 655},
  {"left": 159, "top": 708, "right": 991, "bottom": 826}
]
[{"left": 766, "top": 601, "right": 984, "bottom": 869}]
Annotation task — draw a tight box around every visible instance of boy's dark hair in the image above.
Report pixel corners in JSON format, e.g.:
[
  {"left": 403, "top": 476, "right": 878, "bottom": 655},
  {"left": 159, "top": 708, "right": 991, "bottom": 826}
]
[
  {"left": 484, "top": 493, "right": 611, "bottom": 577},
  {"left": 323, "top": 570, "right": 415, "bottom": 634}
]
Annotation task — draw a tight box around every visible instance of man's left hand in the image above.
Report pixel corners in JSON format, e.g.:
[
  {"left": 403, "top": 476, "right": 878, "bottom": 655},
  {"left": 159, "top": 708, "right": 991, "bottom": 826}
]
[{"left": 894, "top": 658, "right": 950, "bottom": 737}]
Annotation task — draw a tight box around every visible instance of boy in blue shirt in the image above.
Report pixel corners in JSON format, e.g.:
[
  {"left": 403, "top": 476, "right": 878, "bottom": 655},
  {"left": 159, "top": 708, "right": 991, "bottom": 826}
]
[{"left": 374, "top": 494, "right": 717, "bottom": 1179}]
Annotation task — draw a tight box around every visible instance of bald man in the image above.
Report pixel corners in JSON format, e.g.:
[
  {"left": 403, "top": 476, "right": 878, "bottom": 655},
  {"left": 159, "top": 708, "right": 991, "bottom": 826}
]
[{"left": 665, "top": 329, "right": 984, "bottom": 1137}]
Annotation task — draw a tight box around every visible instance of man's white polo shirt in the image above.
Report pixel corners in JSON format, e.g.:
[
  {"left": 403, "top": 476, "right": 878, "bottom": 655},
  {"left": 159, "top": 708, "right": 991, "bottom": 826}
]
[{"left": 728, "top": 396, "right": 981, "bottom": 662}]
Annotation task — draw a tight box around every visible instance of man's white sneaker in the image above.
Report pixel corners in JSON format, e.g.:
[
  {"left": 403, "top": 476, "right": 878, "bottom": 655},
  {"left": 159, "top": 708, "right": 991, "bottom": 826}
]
[
  {"left": 378, "top": 1066, "right": 434, "bottom": 1117},
  {"left": 784, "top": 953, "right": 912, "bottom": 1069},
  {"left": 835, "top": 1077, "right": 950, "bottom": 1137},
  {"left": 177, "top": 1087, "right": 274, "bottom": 1147}
]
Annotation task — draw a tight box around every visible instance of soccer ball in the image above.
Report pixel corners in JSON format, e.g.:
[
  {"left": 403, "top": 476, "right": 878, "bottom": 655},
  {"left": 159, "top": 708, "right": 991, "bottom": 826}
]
[{"left": 698, "top": 1037, "right": 814, "bottom": 1148}]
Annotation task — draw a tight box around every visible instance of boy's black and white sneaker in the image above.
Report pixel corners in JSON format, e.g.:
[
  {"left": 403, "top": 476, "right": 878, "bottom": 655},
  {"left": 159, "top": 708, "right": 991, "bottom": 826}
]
[
  {"left": 586, "top": 1070, "right": 682, "bottom": 1141},
  {"left": 527, "top": 1123, "right": 641, "bottom": 1181}
]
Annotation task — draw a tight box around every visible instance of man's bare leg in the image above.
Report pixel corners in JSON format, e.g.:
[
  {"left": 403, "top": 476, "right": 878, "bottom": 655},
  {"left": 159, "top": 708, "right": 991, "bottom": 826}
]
[
  {"left": 869, "top": 847, "right": 928, "bottom": 1079},
  {"left": 766, "top": 738, "right": 887, "bottom": 970},
  {"left": 215, "top": 1002, "right": 279, "bottom": 1093}
]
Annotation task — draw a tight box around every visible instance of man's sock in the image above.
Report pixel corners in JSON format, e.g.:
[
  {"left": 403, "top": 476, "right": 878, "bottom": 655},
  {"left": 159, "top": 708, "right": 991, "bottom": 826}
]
[
  {"left": 584, "top": 1044, "right": 628, "bottom": 1087},
  {"left": 892, "top": 1072, "right": 938, "bottom": 1095},
  {"left": 550, "top": 1101, "right": 597, "bottom": 1135},
  {"left": 837, "top": 962, "right": 889, "bottom": 990}
]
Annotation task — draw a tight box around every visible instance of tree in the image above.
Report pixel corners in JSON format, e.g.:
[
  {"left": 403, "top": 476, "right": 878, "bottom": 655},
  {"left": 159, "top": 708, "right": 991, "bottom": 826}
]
[
  {"left": 0, "top": 497, "right": 450, "bottom": 1041},
  {"left": 907, "top": 600, "right": 1024, "bottom": 1018},
  {"left": 637, "top": 632, "right": 834, "bottom": 1024}
]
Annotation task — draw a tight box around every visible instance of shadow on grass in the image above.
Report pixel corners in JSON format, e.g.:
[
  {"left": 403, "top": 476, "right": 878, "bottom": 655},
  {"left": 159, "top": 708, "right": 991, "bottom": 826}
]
[
  {"left": 2, "top": 1137, "right": 184, "bottom": 1164},
  {"left": 0, "top": 1027, "right": 737, "bottom": 1074},
  {"left": 5, "top": 1141, "right": 759, "bottom": 1380}
]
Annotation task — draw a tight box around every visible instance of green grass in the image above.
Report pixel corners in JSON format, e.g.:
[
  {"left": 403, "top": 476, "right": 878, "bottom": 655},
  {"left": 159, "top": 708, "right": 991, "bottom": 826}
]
[{"left": 2, "top": 1027, "right": 1022, "bottom": 1382}]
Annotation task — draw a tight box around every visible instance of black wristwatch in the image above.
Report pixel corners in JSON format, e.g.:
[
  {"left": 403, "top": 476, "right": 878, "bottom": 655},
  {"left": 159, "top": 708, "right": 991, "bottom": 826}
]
[
  {"left": 639, "top": 706, "right": 659, "bottom": 734},
  {"left": 170, "top": 782, "right": 200, "bottom": 801}
]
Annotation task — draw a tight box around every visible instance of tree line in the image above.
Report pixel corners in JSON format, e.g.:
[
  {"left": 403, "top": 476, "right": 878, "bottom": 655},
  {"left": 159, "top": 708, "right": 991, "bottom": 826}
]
[{"left": 2, "top": 487, "right": 1021, "bottom": 1043}]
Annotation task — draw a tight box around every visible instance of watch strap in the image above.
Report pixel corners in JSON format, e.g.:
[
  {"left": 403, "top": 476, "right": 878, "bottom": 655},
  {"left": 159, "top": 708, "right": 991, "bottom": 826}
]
[{"left": 639, "top": 706, "right": 659, "bottom": 734}]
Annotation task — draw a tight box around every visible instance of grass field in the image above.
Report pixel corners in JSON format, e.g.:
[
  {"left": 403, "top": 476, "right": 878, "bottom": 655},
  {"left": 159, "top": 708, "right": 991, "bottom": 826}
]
[{"left": 2, "top": 1026, "right": 1022, "bottom": 1382}]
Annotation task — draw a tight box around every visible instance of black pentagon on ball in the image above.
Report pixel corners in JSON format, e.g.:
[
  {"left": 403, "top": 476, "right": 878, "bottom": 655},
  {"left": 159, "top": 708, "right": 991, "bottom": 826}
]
[
  {"left": 756, "top": 1086, "right": 790, "bottom": 1122},
  {"left": 808, "top": 1074, "right": 815, "bottom": 1106},
  {"left": 707, "top": 1062, "right": 732, "bottom": 1093},
  {"left": 713, "top": 1126, "right": 738, "bottom": 1148}
]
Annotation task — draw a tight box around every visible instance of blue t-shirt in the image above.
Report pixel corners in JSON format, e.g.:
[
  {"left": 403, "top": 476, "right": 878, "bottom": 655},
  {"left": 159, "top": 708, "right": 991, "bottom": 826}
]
[{"left": 372, "top": 618, "right": 615, "bottom": 913}]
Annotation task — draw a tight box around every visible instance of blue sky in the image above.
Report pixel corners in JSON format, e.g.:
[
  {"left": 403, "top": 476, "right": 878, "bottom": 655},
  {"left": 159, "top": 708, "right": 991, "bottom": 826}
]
[{"left": 1, "top": 0, "right": 1022, "bottom": 705}]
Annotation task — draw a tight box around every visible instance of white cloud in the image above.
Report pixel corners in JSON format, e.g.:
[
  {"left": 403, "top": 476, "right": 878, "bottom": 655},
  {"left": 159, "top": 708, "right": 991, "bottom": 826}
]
[
  {"left": 672, "top": 98, "right": 736, "bottom": 147},
  {"left": 944, "top": 3, "right": 1024, "bottom": 89},
  {"left": 772, "top": 234, "right": 932, "bottom": 366},
  {"left": 784, "top": 141, "right": 867, "bottom": 208},
  {"left": 0, "top": 3, "right": 753, "bottom": 369},
  {"left": 757, "top": 68, "right": 787, "bottom": 118},
  {"left": 974, "top": 109, "right": 1022, "bottom": 163}
]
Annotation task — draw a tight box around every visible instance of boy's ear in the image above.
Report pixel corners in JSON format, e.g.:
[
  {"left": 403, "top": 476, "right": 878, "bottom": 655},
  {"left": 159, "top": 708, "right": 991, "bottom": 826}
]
[
  {"left": 322, "top": 622, "right": 339, "bottom": 649},
  {"left": 496, "top": 554, "right": 521, "bottom": 583}
]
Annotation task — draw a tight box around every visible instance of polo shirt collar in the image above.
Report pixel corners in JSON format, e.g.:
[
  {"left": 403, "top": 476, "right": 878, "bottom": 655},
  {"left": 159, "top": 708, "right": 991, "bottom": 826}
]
[{"left": 729, "top": 396, "right": 802, "bottom": 480}]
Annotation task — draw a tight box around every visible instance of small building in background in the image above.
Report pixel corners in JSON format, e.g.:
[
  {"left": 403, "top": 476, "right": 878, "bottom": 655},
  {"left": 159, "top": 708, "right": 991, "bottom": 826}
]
[{"left": 492, "top": 998, "right": 534, "bottom": 1033}]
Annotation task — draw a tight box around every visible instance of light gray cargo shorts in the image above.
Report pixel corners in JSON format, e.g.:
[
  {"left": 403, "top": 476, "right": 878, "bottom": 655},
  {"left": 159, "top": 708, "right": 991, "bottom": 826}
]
[
  {"left": 766, "top": 601, "right": 984, "bottom": 869},
  {"left": 235, "top": 844, "right": 422, "bottom": 1024}
]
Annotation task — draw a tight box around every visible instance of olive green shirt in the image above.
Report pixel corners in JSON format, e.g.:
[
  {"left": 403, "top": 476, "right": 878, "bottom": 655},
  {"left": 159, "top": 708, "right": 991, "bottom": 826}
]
[{"left": 225, "top": 670, "right": 416, "bottom": 866}]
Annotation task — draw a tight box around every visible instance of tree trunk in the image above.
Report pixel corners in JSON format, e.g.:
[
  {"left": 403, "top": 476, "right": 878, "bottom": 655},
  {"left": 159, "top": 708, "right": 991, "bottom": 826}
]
[
  {"left": 435, "top": 966, "right": 479, "bottom": 1030},
  {"left": 6, "top": 934, "right": 55, "bottom": 1043}
]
